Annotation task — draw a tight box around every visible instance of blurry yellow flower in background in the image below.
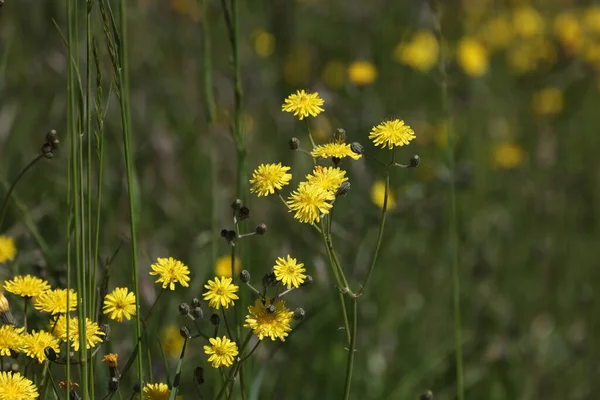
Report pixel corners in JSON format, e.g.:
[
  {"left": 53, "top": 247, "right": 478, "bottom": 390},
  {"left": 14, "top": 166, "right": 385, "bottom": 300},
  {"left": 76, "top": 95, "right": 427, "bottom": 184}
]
[
  {"left": 369, "top": 119, "right": 416, "bottom": 149},
  {"left": 203, "top": 336, "right": 238, "bottom": 368},
  {"left": 273, "top": 255, "right": 306, "bottom": 289},
  {"left": 0, "top": 236, "right": 16, "bottom": 264},
  {"left": 22, "top": 330, "right": 60, "bottom": 363},
  {"left": 287, "top": 182, "right": 335, "bottom": 224},
  {"left": 4, "top": 275, "right": 50, "bottom": 298},
  {"left": 143, "top": 382, "right": 170, "bottom": 400},
  {"left": 532, "top": 88, "right": 564, "bottom": 116},
  {"left": 244, "top": 298, "right": 294, "bottom": 341},
  {"left": 507, "top": 38, "right": 556, "bottom": 74},
  {"left": 311, "top": 142, "right": 362, "bottom": 160},
  {"left": 0, "top": 371, "right": 39, "bottom": 400},
  {"left": 347, "top": 60, "right": 377, "bottom": 86},
  {"left": 583, "top": 6, "right": 600, "bottom": 34},
  {"left": 311, "top": 115, "right": 333, "bottom": 141},
  {"left": 34, "top": 288, "right": 77, "bottom": 314},
  {"left": 493, "top": 142, "right": 526, "bottom": 169},
  {"left": 394, "top": 30, "right": 439, "bottom": 72},
  {"left": 284, "top": 45, "right": 313, "bottom": 85},
  {"left": 513, "top": 7, "right": 545, "bottom": 38},
  {"left": 371, "top": 181, "right": 396, "bottom": 210},
  {"left": 457, "top": 37, "right": 489, "bottom": 77},
  {"left": 480, "top": 15, "right": 513, "bottom": 52},
  {"left": 322, "top": 60, "right": 346, "bottom": 90},
  {"left": 306, "top": 166, "right": 348, "bottom": 194},
  {"left": 282, "top": 90, "right": 324, "bottom": 120},
  {"left": 554, "top": 12, "right": 584, "bottom": 52},
  {"left": 249, "top": 163, "right": 292, "bottom": 197},
  {"left": 103, "top": 287, "right": 137, "bottom": 322},
  {"left": 254, "top": 29, "right": 275, "bottom": 58},
  {"left": 171, "top": 0, "right": 201, "bottom": 21},
  {"left": 161, "top": 325, "right": 185, "bottom": 359},
  {"left": 215, "top": 255, "right": 241, "bottom": 278},
  {"left": 149, "top": 257, "right": 190, "bottom": 290},
  {"left": 0, "top": 325, "right": 24, "bottom": 356},
  {"left": 203, "top": 276, "right": 239, "bottom": 309}
]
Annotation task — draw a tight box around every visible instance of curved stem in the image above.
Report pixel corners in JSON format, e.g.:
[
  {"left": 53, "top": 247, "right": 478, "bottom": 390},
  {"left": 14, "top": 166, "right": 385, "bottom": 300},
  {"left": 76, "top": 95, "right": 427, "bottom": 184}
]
[{"left": 0, "top": 154, "right": 43, "bottom": 230}]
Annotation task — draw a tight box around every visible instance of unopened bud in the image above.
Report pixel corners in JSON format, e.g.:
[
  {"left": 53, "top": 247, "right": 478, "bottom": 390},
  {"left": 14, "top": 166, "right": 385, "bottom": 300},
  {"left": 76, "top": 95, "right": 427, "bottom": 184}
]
[
  {"left": 293, "top": 308, "right": 306, "bottom": 321},
  {"left": 409, "top": 154, "right": 420, "bottom": 168},
  {"left": 255, "top": 223, "right": 267, "bottom": 235},
  {"left": 45, "top": 347, "right": 58, "bottom": 362},
  {"left": 335, "top": 128, "right": 346, "bottom": 142},
  {"left": 191, "top": 307, "right": 203, "bottom": 320},
  {"left": 231, "top": 199, "right": 243, "bottom": 211},
  {"left": 300, "top": 275, "right": 313, "bottom": 287},
  {"left": 225, "top": 230, "right": 236, "bottom": 243},
  {"left": 210, "top": 314, "right": 220, "bottom": 326},
  {"left": 191, "top": 298, "right": 201, "bottom": 308},
  {"left": 336, "top": 182, "right": 351, "bottom": 197},
  {"left": 179, "top": 326, "right": 191, "bottom": 339},
  {"left": 41, "top": 142, "right": 54, "bottom": 158},
  {"left": 420, "top": 391, "right": 434, "bottom": 400},
  {"left": 179, "top": 302, "right": 191, "bottom": 316},
  {"left": 194, "top": 366, "right": 205, "bottom": 385},
  {"left": 350, "top": 142, "right": 364, "bottom": 155},
  {"left": 220, "top": 229, "right": 228, "bottom": 238},
  {"left": 262, "top": 271, "right": 278, "bottom": 288},
  {"left": 238, "top": 206, "right": 250, "bottom": 221},
  {"left": 132, "top": 382, "right": 141, "bottom": 393},
  {"left": 288, "top": 137, "right": 300, "bottom": 150},
  {"left": 240, "top": 270, "right": 251, "bottom": 283},
  {"left": 108, "top": 377, "right": 119, "bottom": 393}
]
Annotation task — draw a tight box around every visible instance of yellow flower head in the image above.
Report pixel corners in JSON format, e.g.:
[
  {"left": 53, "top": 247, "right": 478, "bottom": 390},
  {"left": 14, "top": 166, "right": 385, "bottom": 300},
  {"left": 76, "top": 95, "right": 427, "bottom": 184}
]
[
  {"left": 244, "top": 298, "right": 294, "bottom": 341},
  {"left": 0, "top": 292, "right": 8, "bottom": 313},
  {"left": 513, "top": 7, "right": 545, "bottom": 38},
  {"left": 0, "top": 325, "right": 24, "bottom": 356},
  {"left": 4, "top": 275, "right": 50, "bottom": 298},
  {"left": 249, "top": 163, "right": 292, "bottom": 197},
  {"left": 370, "top": 181, "right": 396, "bottom": 210},
  {"left": 311, "top": 142, "right": 362, "bottom": 161},
  {"left": 306, "top": 166, "right": 348, "bottom": 194},
  {"left": 493, "top": 142, "right": 526, "bottom": 169},
  {"left": 254, "top": 30, "right": 275, "bottom": 58},
  {"left": 49, "top": 315, "right": 105, "bottom": 351},
  {"left": 394, "top": 30, "right": 439, "bottom": 72},
  {"left": 584, "top": 6, "right": 600, "bottom": 34},
  {"left": 347, "top": 60, "right": 377, "bottom": 86},
  {"left": 273, "top": 255, "right": 307, "bottom": 289},
  {"left": 369, "top": 119, "right": 416, "bottom": 149},
  {"left": 480, "top": 15, "right": 513, "bottom": 52},
  {"left": 203, "top": 277, "right": 239, "bottom": 309},
  {"left": 149, "top": 257, "right": 190, "bottom": 291},
  {"left": 215, "top": 255, "right": 241, "bottom": 278},
  {"left": 161, "top": 325, "right": 185, "bottom": 359},
  {"left": 0, "top": 371, "right": 39, "bottom": 400},
  {"left": 532, "top": 88, "right": 563, "bottom": 116},
  {"left": 0, "top": 236, "right": 17, "bottom": 264},
  {"left": 203, "top": 336, "right": 239, "bottom": 368},
  {"left": 142, "top": 383, "right": 170, "bottom": 400},
  {"left": 287, "top": 182, "right": 335, "bottom": 224},
  {"left": 457, "top": 37, "right": 489, "bottom": 77},
  {"left": 102, "top": 353, "right": 119, "bottom": 368},
  {"left": 22, "top": 330, "right": 60, "bottom": 363},
  {"left": 554, "top": 12, "right": 584, "bottom": 51},
  {"left": 34, "top": 288, "right": 77, "bottom": 314},
  {"left": 281, "top": 90, "right": 324, "bottom": 120},
  {"left": 103, "top": 287, "right": 137, "bottom": 322}
]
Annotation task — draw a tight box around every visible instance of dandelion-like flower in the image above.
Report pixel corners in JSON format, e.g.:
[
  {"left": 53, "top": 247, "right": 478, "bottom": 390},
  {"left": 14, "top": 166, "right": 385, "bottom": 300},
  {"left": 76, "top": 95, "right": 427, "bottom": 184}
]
[
  {"left": 102, "top": 353, "right": 119, "bottom": 368},
  {"left": 203, "top": 336, "right": 239, "bottom": 368},
  {"left": 306, "top": 166, "right": 348, "bottom": 194},
  {"left": 103, "top": 287, "right": 137, "bottom": 322},
  {"left": 4, "top": 275, "right": 50, "bottom": 298},
  {"left": 49, "top": 315, "right": 104, "bottom": 351},
  {"left": 311, "top": 142, "right": 362, "bottom": 160},
  {"left": 142, "top": 383, "right": 170, "bottom": 400},
  {"left": 370, "top": 181, "right": 396, "bottom": 210},
  {"left": 244, "top": 298, "right": 294, "bottom": 341},
  {"left": 282, "top": 89, "right": 324, "bottom": 120},
  {"left": 149, "top": 257, "right": 190, "bottom": 290},
  {"left": 203, "top": 277, "right": 239, "bottom": 309},
  {"left": 347, "top": 60, "right": 377, "bottom": 86},
  {"left": 273, "top": 255, "right": 307, "bottom": 289},
  {"left": 22, "top": 330, "right": 60, "bottom": 363},
  {"left": 287, "top": 182, "right": 335, "bottom": 224},
  {"left": 0, "top": 325, "right": 24, "bottom": 356},
  {"left": 0, "top": 371, "right": 39, "bottom": 400},
  {"left": 249, "top": 163, "right": 292, "bottom": 197},
  {"left": 215, "top": 255, "right": 241, "bottom": 278},
  {"left": 0, "top": 236, "right": 17, "bottom": 264},
  {"left": 33, "top": 288, "right": 77, "bottom": 314},
  {"left": 368, "top": 119, "right": 416, "bottom": 149},
  {"left": 161, "top": 325, "right": 185, "bottom": 359}
]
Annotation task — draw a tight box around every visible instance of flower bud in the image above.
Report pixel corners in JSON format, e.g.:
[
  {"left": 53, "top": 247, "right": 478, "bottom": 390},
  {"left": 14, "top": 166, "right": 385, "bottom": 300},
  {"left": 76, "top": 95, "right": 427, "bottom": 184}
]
[
  {"left": 262, "top": 271, "right": 278, "bottom": 288},
  {"left": 238, "top": 206, "right": 250, "bottom": 221},
  {"left": 231, "top": 199, "right": 243, "bottom": 211},
  {"left": 194, "top": 366, "right": 205, "bottom": 385},
  {"left": 178, "top": 302, "right": 191, "bottom": 316},
  {"left": 409, "top": 154, "right": 420, "bottom": 168},
  {"left": 350, "top": 142, "right": 364, "bottom": 155},
  {"left": 264, "top": 304, "right": 276, "bottom": 314},
  {"left": 45, "top": 347, "right": 58, "bottom": 362},
  {"left": 46, "top": 129, "right": 60, "bottom": 150},
  {"left": 225, "top": 230, "right": 237, "bottom": 243},
  {"left": 289, "top": 137, "right": 300, "bottom": 150},
  {"left": 179, "top": 326, "right": 191, "bottom": 339},
  {"left": 336, "top": 182, "right": 351, "bottom": 197},
  {"left": 300, "top": 275, "right": 313, "bottom": 287},
  {"left": 41, "top": 142, "right": 54, "bottom": 159},
  {"left": 191, "top": 298, "right": 201, "bottom": 308},
  {"left": 191, "top": 307, "right": 203, "bottom": 320},
  {"left": 210, "top": 314, "right": 220, "bottom": 326},
  {"left": 255, "top": 223, "right": 267, "bottom": 235},
  {"left": 335, "top": 128, "right": 346, "bottom": 142},
  {"left": 100, "top": 324, "right": 111, "bottom": 341},
  {"left": 240, "top": 270, "right": 251, "bottom": 283},
  {"left": 293, "top": 307, "right": 306, "bottom": 321},
  {"left": 420, "top": 390, "right": 434, "bottom": 400},
  {"left": 108, "top": 377, "right": 119, "bottom": 393},
  {"left": 220, "top": 229, "right": 228, "bottom": 238}
]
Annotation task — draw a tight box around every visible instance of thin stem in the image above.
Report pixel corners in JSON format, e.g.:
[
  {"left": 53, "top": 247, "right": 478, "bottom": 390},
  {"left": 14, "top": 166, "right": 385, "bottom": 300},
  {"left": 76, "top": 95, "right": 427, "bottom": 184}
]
[
  {"left": 215, "top": 332, "right": 253, "bottom": 400},
  {"left": 304, "top": 119, "right": 316, "bottom": 151},
  {"left": 343, "top": 299, "right": 358, "bottom": 400},
  {"left": 0, "top": 154, "right": 43, "bottom": 230},
  {"left": 143, "top": 288, "right": 165, "bottom": 325}
]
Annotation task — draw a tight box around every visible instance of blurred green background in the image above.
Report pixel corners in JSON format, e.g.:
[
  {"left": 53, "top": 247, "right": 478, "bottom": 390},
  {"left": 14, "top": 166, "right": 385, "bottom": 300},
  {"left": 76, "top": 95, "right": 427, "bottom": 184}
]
[{"left": 2, "top": 0, "right": 600, "bottom": 398}]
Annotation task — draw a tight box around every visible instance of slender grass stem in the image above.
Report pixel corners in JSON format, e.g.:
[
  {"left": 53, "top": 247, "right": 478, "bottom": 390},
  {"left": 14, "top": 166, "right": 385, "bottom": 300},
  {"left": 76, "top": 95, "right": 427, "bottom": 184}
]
[
  {"left": 342, "top": 299, "right": 357, "bottom": 400},
  {"left": 0, "top": 154, "right": 43, "bottom": 231}
]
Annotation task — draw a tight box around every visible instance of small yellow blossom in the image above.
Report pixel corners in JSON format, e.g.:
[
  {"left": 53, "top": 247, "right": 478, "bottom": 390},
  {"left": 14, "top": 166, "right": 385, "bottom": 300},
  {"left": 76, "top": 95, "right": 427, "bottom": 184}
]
[
  {"left": 203, "top": 276, "right": 239, "bottom": 309},
  {"left": 369, "top": 119, "right": 416, "bottom": 149},
  {"left": 0, "top": 236, "right": 17, "bottom": 264},
  {"left": 322, "top": 60, "right": 346, "bottom": 90},
  {"left": 254, "top": 30, "right": 275, "bottom": 58},
  {"left": 249, "top": 163, "right": 292, "bottom": 197},
  {"left": 49, "top": 315, "right": 105, "bottom": 351},
  {"left": 215, "top": 255, "right": 241, "bottom": 278},
  {"left": 394, "top": 30, "right": 439, "bottom": 72},
  {"left": 282, "top": 90, "right": 324, "bottom": 120},
  {"left": 370, "top": 181, "right": 396, "bottom": 210},
  {"left": 203, "top": 336, "right": 238, "bottom": 368},
  {"left": 306, "top": 166, "right": 348, "bottom": 194},
  {"left": 584, "top": 6, "right": 600, "bottom": 34},
  {"left": 149, "top": 257, "right": 190, "bottom": 290},
  {"left": 554, "top": 12, "right": 584, "bottom": 52},
  {"left": 103, "top": 287, "right": 137, "bottom": 322},
  {"left": 493, "top": 142, "right": 526, "bottom": 169},
  {"left": 479, "top": 15, "right": 513, "bottom": 52},
  {"left": 34, "top": 289, "right": 77, "bottom": 314},
  {"left": 102, "top": 353, "right": 119, "bottom": 368},
  {"left": 22, "top": 330, "right": 60, "bottom": 363},
  {"left": 0, "top": 371, "right": 39, "bottom": 400},
  {"left": 0, "top": 325, "right": 24, "bottom": 356},
  {"left": 347, "top": 60, "right": 377, "bottom": 86},
  {"left": 273, "top": 255, "right": 307, "bottom": 289},
  {"left": 513, "top": 7, "right": 545, "bottom": 38},
  {"left": 532, "top": 88, "right": 563, "bottom": 116},
  {"left": 4, "top": 275, "right": 50, "bottom": 298},
  {"left": 142, "top": 382, "right": 170, "bottom": 400},
  {"left": 244, "top": 298, "right": 294, "bottom": 341},
  {"left": 161, "top": 325, "right": 185, "bottom": 359},
  {"left": 287, "top": 182, "right": 335, "bottom": 224},
  {"left": 311, "top": 142, "right": 362, "bottom": 160},
  {"left": 457, "top": 37, "right": 489, "bottom": 77}
]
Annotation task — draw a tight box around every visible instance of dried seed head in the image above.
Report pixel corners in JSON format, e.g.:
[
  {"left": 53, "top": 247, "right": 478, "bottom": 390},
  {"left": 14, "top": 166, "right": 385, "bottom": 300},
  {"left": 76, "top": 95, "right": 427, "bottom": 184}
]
[
  {"left": 293, "top": 307, "right": 306, "bottom": 321},
  {"left": 420, "top": 390, "right": 434, "bottom": 400},
  {"left": 238, "top": 206, "right": 250, "bottom": 221},
  {"left": 41, "top": 142, "right": 54, "bottom": 159},
  {"left": 336, "top": 181, "right": 351, "bottom": 197},
  {"left": 220, "top": 229, "right": 228, "bottom": 238},
  {"left": 178, "top": 302, "right": 191, "bottom": 316},
  {"left": 191, "top": 307, "right": 203, "bottom": 320},
  {"left": 191, "top": 298, "right": 201, "bottom": 308},
  {"left": 335, "top": 128, "right": 346, "bottom": 142},
  {"left": 255, "top": 223, "right": 267, "bottom": 235},
  {"left": 240, "top": 270, "right": 251, "bottom": 283},
  {"left": 289, "top": 137, "right": 300, "bottom": 150},
  {"left": 231, "top": 199, "right": 243, "bottom": 211},
  {"left": 100, "top": 324, "right": 111, "bottom": 341},
  {"left": 179, "top": 326, "right": 191, "bottom": 339},
  {"left": 350, "top": 142, "right": 364, "bottom": 155},
  {"left": 409, "top": 154, "right": 420, "bottom": 168}
]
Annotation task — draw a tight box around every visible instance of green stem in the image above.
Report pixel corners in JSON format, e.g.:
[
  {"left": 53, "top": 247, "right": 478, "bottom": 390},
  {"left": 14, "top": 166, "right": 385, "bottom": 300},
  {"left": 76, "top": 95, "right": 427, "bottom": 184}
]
[
  {"left": 343, "top": 299, "right": 357, "bottom": 400},
  {"left": 215, "top": 332, "right": 253, "bottom": 400},
  {"left": 0, "top": 154, "right": 43, "bottom": 231}
]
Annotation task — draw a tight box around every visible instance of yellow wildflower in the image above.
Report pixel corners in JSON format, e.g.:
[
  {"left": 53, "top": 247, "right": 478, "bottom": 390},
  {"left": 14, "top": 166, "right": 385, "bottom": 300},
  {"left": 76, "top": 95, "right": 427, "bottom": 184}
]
[
  {"left": 0, "top": 371, "right": 39, "bottom": 400},
  {"left": 457, "top": 37, "right": 489, "bottom": 77},
  {"left": 287, "top": 182, "right": 335, "bottom": 224},
  {"left": 244, "top": 298, "right": 294, "bottom": 341},
  {"left": 347, "top": 60, "right": 377, "bottom": 86},
  {"left": 215, "top": 255, "right": 241, "bottom": 278},
  {"left": 249, "top": 163, "right": 292, "bottom": 197},
  {"left": 282, "top": 90, "right": 324, "bottom": 120},
  {"left": 370, "top": 181, "right": 396, "bottom": 210},
  {"left": 203, "top": 276, "right": 239, "bottom": 309},
  {"left": 0, "top": 236, "right": 16, "bottom": 264},
  {"left": 254, "top": 29, "right": 275, "bottom": 58},
  {"left": 532, "top": 88, "right": 563, "bottom": 116},
  {"left": 149, "top": 257, "right": 190, "bottom": 290},
  {"left": 273, "top": 255, "right": 306, "bottom": 289},
  {"left": 4, "top": 275, "right": 50, "bottom": 298},
  {"left": 493, "top": 142, "right": 526, "bottom": 169},
  {"left": 142, "top": 383, "right": 170, "bottom": 400},
  {"left": 103, "top": 287, "right": 137, "bottom": 322},
  {"left": 369, "top": 119, "right": 416, "bottom": 149},
  {"left": 0, "top": 325, "right": 24, "bottom": 356},
  {"left": 203, "top": 336, "right": 238, "bottom": 368},
  {"left": 161, "top": 325, "right": 185, "bottom": 359},
  {"left": 34, "top": 289, "right": 77, "bottom": 314},
  {"left": 394, "top": 30, "right": 439, "bottom": 72},
  {"left": 22, "top": 330, "right": 60, "bottom": 363}
]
